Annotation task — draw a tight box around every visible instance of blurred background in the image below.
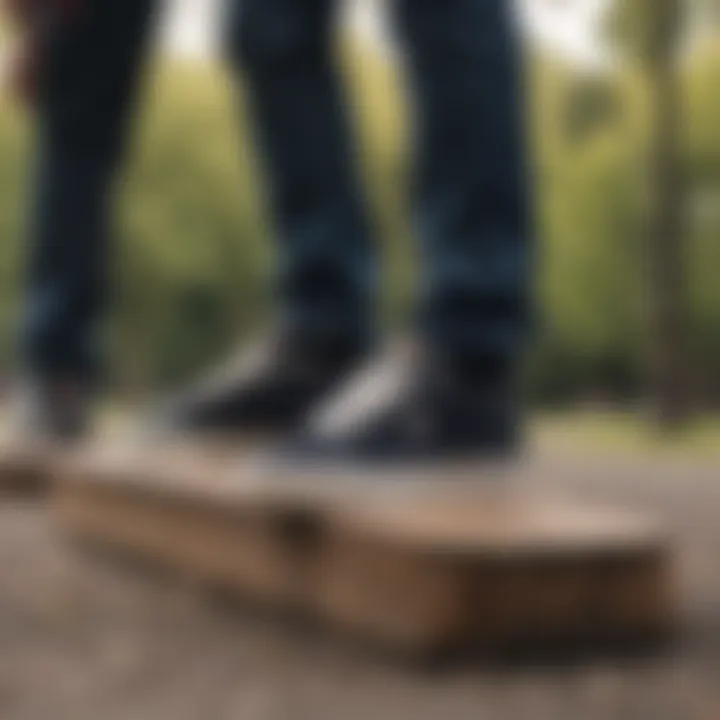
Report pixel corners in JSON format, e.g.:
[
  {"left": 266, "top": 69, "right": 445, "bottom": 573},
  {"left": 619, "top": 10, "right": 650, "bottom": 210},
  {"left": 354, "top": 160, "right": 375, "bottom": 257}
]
[
  {"left": 1, "top": 5, "right": 720, "bottom": 717},
  {"left": 1, "top": 0, "right": 719, "bottom": 443}
]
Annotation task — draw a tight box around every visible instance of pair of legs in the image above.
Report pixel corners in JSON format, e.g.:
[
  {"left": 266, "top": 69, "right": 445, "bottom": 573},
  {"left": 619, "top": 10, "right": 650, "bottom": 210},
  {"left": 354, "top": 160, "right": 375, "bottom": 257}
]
[
  {"left": 22, "top": 0, "right": 530, "bottom": 454},
  {"left": 230, "top": 0, "right": 529, "bottom": 362}
]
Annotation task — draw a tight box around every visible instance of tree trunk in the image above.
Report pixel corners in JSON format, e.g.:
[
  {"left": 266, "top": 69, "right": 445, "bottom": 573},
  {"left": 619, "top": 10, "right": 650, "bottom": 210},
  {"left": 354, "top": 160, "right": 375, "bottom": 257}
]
[{"left": 645, "top": 54, "right": 689, "bottom": 428}]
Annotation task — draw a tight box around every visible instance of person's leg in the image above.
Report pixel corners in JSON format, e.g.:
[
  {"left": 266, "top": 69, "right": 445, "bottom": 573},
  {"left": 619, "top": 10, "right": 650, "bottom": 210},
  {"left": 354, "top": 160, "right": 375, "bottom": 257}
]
[
  {"left": 274, "top": 0, "right": 531, "bottom": 463},
  {"left": 225, "top": 0, "right": 374, "bottom": 348},
  {"left": 395, "top": 0, "right": 531, "bottom": 370},
  {"left": 23, "top": 0, "right": 156, "bottom": 387},
  {"left": 152, "top": 0, "right": 375, "bottom": 434}
]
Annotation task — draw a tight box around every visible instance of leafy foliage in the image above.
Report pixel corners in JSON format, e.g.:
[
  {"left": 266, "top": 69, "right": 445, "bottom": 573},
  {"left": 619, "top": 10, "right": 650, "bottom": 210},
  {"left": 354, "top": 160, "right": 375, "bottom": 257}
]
[{"left": 0, "top": 40, "right": 719, "bottom": 402}]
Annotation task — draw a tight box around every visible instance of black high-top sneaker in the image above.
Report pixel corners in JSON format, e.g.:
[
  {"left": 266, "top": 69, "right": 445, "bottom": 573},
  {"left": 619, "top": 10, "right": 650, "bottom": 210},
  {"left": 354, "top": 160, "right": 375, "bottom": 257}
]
[
  {"left": 271, "top": 338, "right": 522, "bottom": 472},
  {"left": 150, "top": 328, "right": 366, "bottom": 436}
]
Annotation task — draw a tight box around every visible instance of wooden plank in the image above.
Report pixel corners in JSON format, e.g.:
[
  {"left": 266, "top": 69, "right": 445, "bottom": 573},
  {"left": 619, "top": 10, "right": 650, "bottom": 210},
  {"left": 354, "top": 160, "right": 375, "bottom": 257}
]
[
  {"left": 0, "top": 438, "right": 58, "bottom": 498},
  {"left": 314, "top": 495, "right": 672, "bottom": 656},
  {"left": 52, "top": 440, "right": 674, "bottom": 659},
  {"left": 54, "top": 440, "right": 322, "bottom": 609}
]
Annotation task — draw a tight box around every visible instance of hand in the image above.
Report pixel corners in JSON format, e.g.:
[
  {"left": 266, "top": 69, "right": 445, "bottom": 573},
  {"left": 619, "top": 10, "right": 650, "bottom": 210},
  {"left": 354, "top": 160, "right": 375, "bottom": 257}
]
[
  {"left": 2, "top": 0, "right": 41, "bottom": 105},
  {"left": 5, "top": 35, "right": 40, "bottom": 105},
  {"left": 2, "top": 0, "right": 82, "bottom": 106},
  {"left": 3, "top": 0, "right": 82, "bottom": 25},
  {"left": 2, "top": 0, "right": 42, "bottom": 27}
]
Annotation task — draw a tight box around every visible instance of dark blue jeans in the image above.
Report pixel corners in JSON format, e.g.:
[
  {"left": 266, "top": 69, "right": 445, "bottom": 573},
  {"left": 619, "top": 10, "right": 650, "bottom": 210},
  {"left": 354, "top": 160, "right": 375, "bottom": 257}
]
[
  {"left": 24, "top": 0, "right": 530, "bottom": 381},
  {"left": 24, "top": 0, "right": 155, "bottom": 381}
]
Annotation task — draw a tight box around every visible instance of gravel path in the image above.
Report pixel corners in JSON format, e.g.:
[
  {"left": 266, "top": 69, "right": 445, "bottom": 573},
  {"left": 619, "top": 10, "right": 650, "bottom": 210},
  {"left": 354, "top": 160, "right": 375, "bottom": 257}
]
[{"left": 1, "top": 448, "right": 719, "bottom": 720}]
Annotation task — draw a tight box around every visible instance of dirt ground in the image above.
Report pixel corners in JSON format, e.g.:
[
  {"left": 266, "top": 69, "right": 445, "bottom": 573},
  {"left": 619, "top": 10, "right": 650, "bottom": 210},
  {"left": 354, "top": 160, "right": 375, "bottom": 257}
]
[{"left": 1, "top": 446, "right": 720, "bottom": 720}]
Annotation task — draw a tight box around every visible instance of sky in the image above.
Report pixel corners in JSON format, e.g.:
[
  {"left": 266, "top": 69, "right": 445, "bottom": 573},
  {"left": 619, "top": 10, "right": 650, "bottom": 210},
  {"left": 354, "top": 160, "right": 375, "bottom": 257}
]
[{"left": 163, "top": 0, "right": 610, "bottom": 68}]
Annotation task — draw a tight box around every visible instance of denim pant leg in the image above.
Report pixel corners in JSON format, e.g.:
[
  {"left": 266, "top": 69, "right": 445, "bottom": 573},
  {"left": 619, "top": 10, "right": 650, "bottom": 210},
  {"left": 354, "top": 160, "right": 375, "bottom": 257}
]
[
  {"left": 395, "top": 0, "right": 531, "bottom": 362},
  {"left": 23, "top": 0, "right": 155, "bottom": 382},
  {"left": 226, "top": 0, "right": 375, "bottom": 346}
]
